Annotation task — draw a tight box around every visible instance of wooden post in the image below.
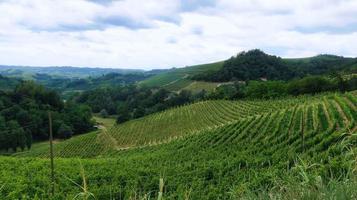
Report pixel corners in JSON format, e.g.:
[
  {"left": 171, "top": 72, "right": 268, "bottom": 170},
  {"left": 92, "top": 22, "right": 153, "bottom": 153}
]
[{"left": 48, "top": 111, "right": 55, "bottom": 196}]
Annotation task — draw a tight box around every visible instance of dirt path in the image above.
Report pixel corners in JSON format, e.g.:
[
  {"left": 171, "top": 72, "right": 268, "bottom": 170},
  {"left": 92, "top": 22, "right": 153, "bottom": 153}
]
[
  {"left": 163, "top": 74, "right": 189, "bottom": 87},
  {"left": 343, "top": 96, "right": 356, "bottom": 111},
  {"left": 287, "top": 106, "right": 297, "bottom": 138},
  {"left": 97, "top": 125, "right": 122, "bottom": 151}
]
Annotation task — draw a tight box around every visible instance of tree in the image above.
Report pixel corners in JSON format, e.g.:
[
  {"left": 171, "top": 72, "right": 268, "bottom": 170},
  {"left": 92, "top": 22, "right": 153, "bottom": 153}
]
[
  {"left": 16, "top": 127, "right": 26, "bottom": 151},
  {"left": 65, "top": 103, "right": 94, "bottom": 134},
  {"left": 25, "top": 130, "right": 32, "bottom": 150},
  {"left": 57, "top": 124, "right": 73, "bottom": 139},
  {"left": 335, "top": 74, "right": 347, "bottom": 92},
  {"left": 7, "top": 120, "right": 26, "bottom": 152},
  {"left": 99, "top": 109, "right": 109, "bottom": 118},
  {"left": 0, "top": 116, "right": 6, "bottom": 151},
  {"left": 287, "top": 76, "right": 336, "bottom": 95},
  {"left": 133, "top": 107, "right": 145, "bottom": 119}
]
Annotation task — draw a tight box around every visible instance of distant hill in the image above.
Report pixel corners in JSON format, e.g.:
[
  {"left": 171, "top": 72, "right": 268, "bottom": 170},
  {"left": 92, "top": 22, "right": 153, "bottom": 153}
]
[
  {"left": 2, "top": 50, "right": 356, "bottom": 94},
  {"left": 32, "top": 72, "right": 151, "bottom": 99},
  {"left": 0, "top": 65, "right": 144, "bottom": 79},
  {"left": 139, "top": 50, "right": 357, "bottom": 93},
  {"left": 0, "top": 65, "right": 159, "bottom": 97},
  {"left": 284, "top": 54, "right": 357, "bottom": 75},
  {"left": 0, "top": 75, "right": 20, "bottom": 90},
  {"left": 192, "top": 50, "right": 357, "bottom": 82}
]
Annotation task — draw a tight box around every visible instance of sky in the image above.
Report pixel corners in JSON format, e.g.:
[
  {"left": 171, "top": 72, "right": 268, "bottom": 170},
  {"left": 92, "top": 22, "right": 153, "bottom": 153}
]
[{"left": 0, "top": 0, "right": 357, "bottom": 69}]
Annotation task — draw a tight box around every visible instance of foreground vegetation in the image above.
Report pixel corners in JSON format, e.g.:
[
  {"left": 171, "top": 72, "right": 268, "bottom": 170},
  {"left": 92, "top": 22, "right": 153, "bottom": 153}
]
[{"left": 1, "top": 91, "right": 355, "bottom": 199}]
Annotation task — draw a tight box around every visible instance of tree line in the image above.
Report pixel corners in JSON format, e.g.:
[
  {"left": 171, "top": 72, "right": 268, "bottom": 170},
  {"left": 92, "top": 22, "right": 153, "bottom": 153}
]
[
  {"left": 72, "top": 85, "right": 204, "bottom": 124},
  {"left": 0, "top": 81, "right": 94, "bottom": 152},
  {"left": 207, "top": 74, "right": 356, "bottom": 100}
]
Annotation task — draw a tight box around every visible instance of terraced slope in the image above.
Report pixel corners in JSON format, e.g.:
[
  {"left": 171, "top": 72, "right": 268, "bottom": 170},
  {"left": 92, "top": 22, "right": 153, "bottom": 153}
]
[
  {"left": 106, "top": 97, "right": 314, "bottom": 149},
  {"left": 2, "top": 92, "right": 356, "bottom": 199}
]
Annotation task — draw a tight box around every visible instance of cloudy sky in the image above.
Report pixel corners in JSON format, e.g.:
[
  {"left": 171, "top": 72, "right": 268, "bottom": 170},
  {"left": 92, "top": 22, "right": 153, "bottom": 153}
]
[{"left": 0, "top": 0, "right": 356, "bottom": 69}]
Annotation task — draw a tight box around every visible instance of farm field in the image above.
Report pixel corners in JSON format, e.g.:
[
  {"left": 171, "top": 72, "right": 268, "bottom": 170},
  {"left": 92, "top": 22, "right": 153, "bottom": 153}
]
[{"left": 1, "top": 91, "right": 356, "bottom": 199}]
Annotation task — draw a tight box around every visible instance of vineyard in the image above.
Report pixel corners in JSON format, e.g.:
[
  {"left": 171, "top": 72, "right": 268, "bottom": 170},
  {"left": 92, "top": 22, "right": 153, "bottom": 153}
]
[
  {"left": 105, "top": 95, "right": 323, "bottom": 149},
  {"left": 17, "top": 93, "right": 337, "bottom": 158},
  {"left": 1, "top": 91, "right": 356, "bottom": 199}
]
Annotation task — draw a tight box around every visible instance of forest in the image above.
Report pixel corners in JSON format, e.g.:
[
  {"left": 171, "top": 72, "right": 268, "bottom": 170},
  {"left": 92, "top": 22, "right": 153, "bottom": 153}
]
[{"left": 0, "top": 81, "right": 94, "bottom": 152}]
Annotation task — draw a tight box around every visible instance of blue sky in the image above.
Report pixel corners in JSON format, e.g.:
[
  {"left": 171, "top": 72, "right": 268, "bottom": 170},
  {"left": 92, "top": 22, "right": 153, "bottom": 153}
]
[{"left": 0, "top": 0, "right": 356, "bottom": 69}]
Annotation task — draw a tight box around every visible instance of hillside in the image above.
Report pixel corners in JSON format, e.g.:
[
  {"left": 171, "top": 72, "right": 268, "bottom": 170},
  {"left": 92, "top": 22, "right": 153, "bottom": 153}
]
[
  {"left": 14, "top": 95, "right": 302, "bottom": 157},
  {"left": 139, "top": 51, "right": 357, "bottom": 93},
  {"left": 139, "top": 61, "right": 224, "bottom": 91},
  {"left": 2, "top": 91, "right": 356, "bottom": 199},
  {"left": 16, "top": 91, "right": 356, "bottom": 158}
]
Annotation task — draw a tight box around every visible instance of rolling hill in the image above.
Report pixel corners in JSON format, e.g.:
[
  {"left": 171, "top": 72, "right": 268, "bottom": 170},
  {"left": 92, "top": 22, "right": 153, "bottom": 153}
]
[
  {"left": 0, "top": 75, "right": 20, "bottom": 90},
  {"left": 2, "top": 91, "right": 356, "bottom": 199},
  {"left": 0, "top": 65, "right": 144, "bottom": 79},
  {"left": 192, "top": 50, "right": 357, "bottom": 82},
  {"left": 139, "top": 51, "right": 357, "bottom": 94}
]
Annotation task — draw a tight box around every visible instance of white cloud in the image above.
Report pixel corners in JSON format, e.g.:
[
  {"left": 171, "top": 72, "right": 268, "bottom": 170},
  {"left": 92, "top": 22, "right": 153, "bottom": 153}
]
[{"left": 0, "top": 0, "right": 356, "bottom": 69}]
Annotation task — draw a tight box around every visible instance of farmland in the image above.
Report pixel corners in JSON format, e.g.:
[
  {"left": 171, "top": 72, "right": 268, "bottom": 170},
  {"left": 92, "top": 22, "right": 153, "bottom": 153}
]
[{"left": 1, "top": 91, "right": 356, "bottom": 199}]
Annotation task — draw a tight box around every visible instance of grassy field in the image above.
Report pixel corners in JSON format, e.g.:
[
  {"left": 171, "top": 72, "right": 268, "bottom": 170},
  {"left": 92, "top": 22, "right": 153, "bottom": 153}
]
[{"left": 1, "top": 91, "right": 356, "bottom": 199}]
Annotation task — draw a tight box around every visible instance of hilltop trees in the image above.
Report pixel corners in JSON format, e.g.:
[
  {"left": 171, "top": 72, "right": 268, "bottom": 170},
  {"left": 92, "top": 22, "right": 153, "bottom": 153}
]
[
  {"left": 192, "top": 49, "right": 293, "bottom": 82},
  {"left": 0, "top": 81, "right": 94, "bottom": 152},
  {"left": 191, "top": 50, "right": 357, "bottom": 82}
]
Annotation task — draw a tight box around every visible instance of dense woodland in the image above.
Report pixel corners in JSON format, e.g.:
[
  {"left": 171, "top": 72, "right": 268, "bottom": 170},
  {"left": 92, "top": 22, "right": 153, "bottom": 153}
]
[{"left": 0, "top": 81, "right": 94, "bottom": 152}]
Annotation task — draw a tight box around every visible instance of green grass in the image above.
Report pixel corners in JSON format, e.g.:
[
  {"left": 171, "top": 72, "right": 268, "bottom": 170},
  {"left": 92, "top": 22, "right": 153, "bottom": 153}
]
[{"left": 1, "top": 91, "right": 356, "bottom": 199}]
